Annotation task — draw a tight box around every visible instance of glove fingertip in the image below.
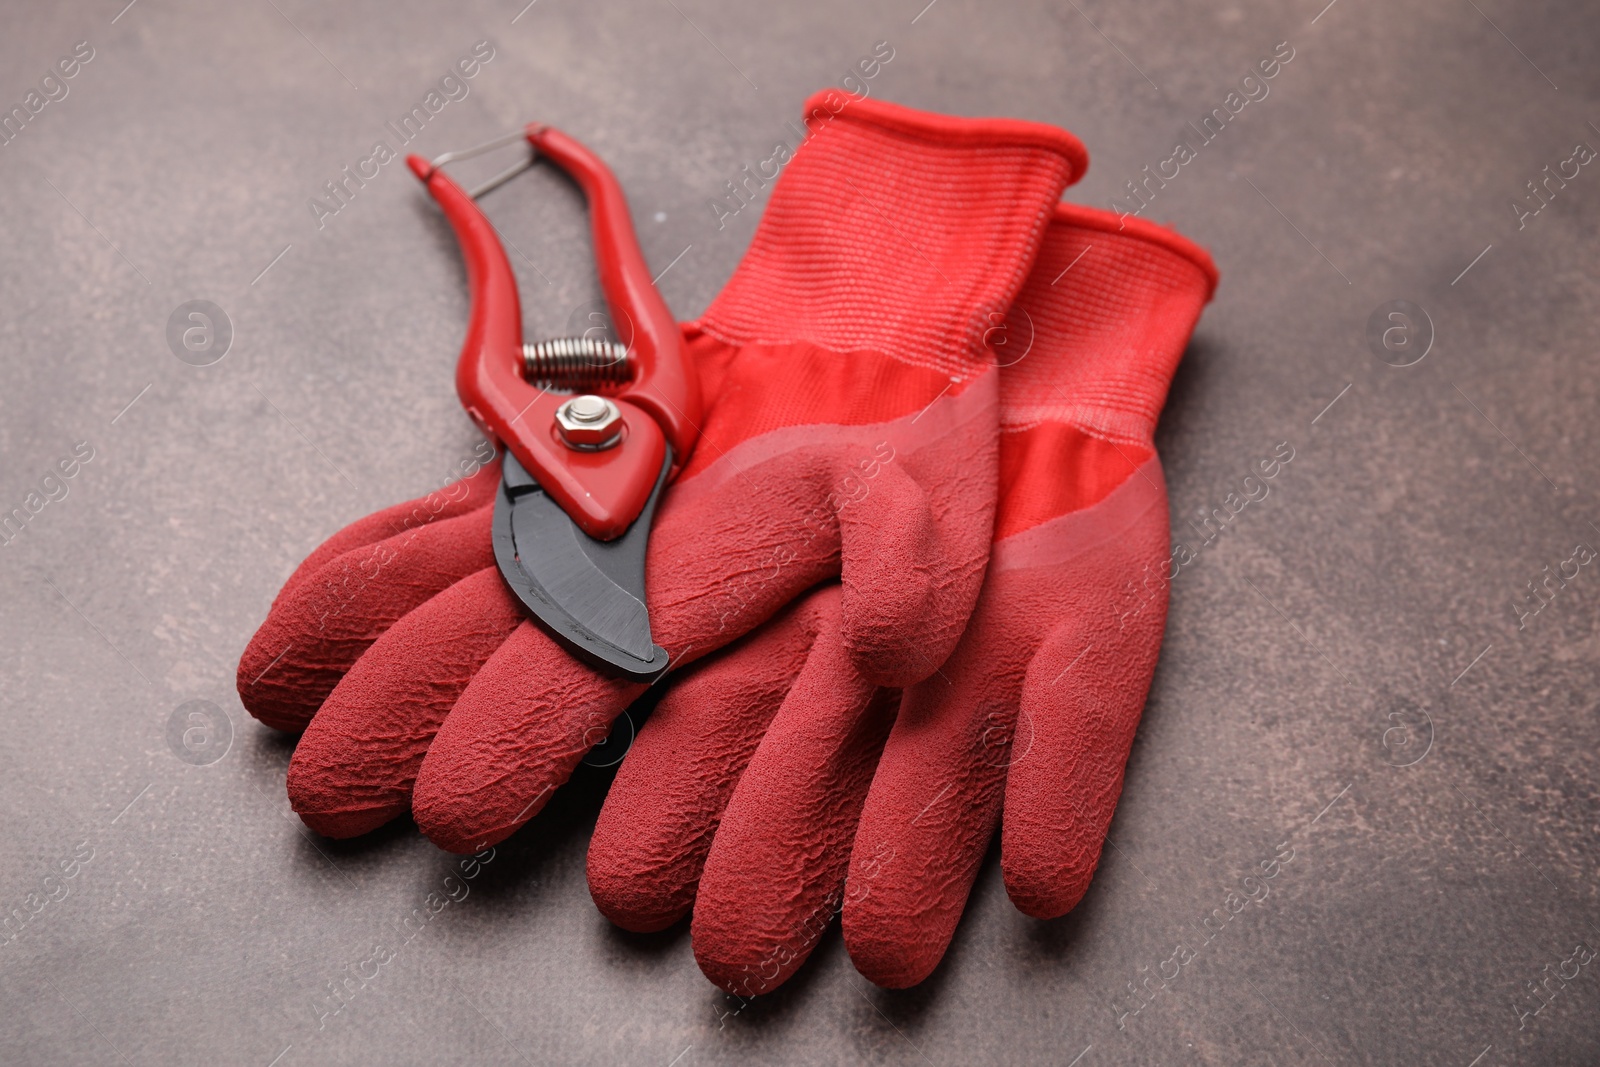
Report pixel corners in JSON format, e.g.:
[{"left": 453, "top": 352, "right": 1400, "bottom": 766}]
[
  {"left": 842, "top": 912, "right": 944, "bottom": 989},
  {"left": 411, "top": 760, "right": 530, "bottom": 856},
  {"left": 293, "top": 798, "right": 406, "bottom": 840},
  {"left": 588, "top": 862, "right": 690, "bottom": 934},
  {"left": 1000, "top": 825, "right": 1102, "bottom": 920},
  {"left": 286, "top": 734, "right": 411, "bottom": 839},
  {"left": 416, "top": 822, "right": 510, "bottom": 857},
  {"left": 998, "top": 760, "right": 1109, "bottom": 920}
]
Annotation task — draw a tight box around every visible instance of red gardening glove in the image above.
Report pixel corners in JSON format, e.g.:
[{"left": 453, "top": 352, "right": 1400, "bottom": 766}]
[
  {"left": 587, "top": 204, "right": 1218, "bottom": 994},
  {"left": 235, "top": 93, "right": 1088, "bottom": 850}
]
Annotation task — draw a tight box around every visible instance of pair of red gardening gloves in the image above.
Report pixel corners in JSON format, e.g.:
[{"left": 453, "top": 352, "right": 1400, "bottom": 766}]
[{"left": 238, "top": 90, "right": 1217, "bottom": 993}]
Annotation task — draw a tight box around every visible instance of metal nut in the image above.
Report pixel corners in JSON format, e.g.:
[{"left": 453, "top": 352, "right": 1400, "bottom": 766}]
[{"left": 555, "top": 394, "right": 623, "bottom": 450}]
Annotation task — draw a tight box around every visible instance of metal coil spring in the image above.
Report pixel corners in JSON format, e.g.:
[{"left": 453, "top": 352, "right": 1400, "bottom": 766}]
[{"left": 522, "top": 337, "right": 634, "bottom": 389}]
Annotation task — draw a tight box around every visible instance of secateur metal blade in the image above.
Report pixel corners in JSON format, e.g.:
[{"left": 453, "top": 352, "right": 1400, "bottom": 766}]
[
  {"left": 411, "top": 125, "right": 701, "bottom": 682},
  {"left": 493, "top": 450, "right": 671, "bottom": 682}
]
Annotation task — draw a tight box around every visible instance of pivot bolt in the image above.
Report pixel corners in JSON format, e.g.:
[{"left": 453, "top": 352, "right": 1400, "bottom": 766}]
[{"left": 555, "top": 394, "right": 623, "bottom": 450}]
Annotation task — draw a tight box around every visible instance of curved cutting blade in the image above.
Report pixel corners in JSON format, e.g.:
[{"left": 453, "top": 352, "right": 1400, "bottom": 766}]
[{"left": 491, "top": 449, "right": 671, "bottom": 682}]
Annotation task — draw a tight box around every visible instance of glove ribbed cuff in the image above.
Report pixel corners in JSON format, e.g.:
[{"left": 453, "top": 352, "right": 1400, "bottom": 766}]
[
  {"left": 695, "top": 91, "right": 1089, "bottom": 383},
  {"left": 1000, "top": 204, "right": 1219, "bottom": 447}
]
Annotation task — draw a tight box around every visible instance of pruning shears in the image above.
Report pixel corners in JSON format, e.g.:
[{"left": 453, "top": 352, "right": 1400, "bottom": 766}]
[{"left": 408, "top": 125, "right": 700, "bottom": 682}]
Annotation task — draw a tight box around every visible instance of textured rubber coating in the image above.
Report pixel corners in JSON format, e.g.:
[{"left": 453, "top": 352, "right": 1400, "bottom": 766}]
[
  {"left": 590, "top": 584, "right": 891, "bottom": 999},
  {"left": 588, "top": 594, "right": 837, "bottom": 933},
  {"left": 412, "top": 618, "right": 645, "bottom": 853},
  {"left": 692, "top": 605, "right": 895, "bottom": 996}
]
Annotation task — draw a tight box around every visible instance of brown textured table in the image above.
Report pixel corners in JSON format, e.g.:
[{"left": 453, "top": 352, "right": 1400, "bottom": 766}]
[{"left": 1, "top": 1, "right": 1597, "bottom": 1063}]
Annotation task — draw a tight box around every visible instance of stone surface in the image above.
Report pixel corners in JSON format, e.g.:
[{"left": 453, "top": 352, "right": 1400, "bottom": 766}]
[{"left": 0, "top": 0, "right": 1596, "bottom": 1063}]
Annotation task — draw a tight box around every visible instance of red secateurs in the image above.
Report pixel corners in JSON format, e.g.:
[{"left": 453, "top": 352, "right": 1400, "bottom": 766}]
[{"left": 407, "top": 126, "right": 701, "bottom": 681}]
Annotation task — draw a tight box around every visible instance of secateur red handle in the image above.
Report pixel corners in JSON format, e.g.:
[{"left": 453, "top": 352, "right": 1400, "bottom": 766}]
[{"left": 406, "top": 124, "right": 700, "bottom": 541}]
